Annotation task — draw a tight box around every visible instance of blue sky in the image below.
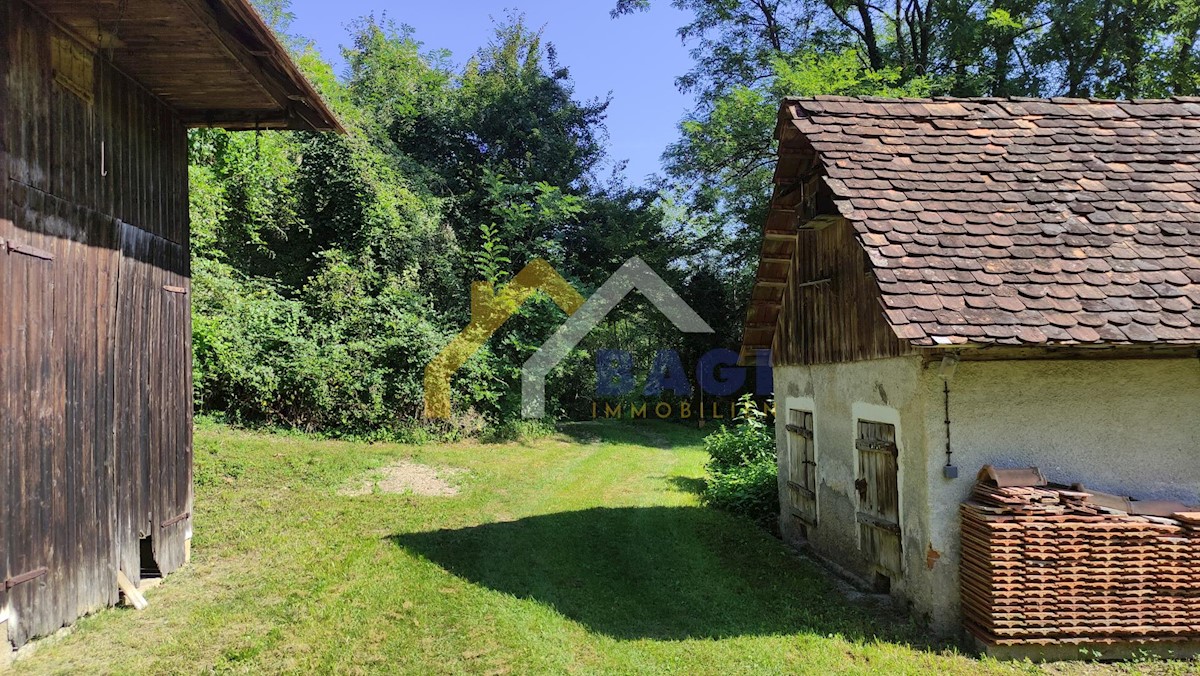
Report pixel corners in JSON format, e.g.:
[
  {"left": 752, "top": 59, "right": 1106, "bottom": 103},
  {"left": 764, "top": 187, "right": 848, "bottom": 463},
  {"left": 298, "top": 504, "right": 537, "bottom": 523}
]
[{"left": 288, "top": 0, "right": 696, "bottom": 181}]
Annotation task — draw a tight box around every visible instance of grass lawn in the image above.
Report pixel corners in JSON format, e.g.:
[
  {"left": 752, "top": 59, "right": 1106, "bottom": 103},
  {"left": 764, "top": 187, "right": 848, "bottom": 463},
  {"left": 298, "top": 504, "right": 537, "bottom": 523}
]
[{"left": 9, "top": 421, "right": 1195, "bottom": 674}]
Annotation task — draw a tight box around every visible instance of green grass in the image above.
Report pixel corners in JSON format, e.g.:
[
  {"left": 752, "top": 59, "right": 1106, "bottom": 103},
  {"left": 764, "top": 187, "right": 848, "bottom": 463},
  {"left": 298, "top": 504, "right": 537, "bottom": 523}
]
[{"left": 9, "top": 421, "right": 1194, "bottom": 674}]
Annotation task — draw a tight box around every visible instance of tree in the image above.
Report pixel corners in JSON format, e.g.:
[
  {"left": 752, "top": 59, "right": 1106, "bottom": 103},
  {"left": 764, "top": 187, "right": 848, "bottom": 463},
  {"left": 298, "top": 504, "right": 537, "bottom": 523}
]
[
  {"left": 614, "top": 0, "right": 1200, "bottom": 291},
  {"left": 192, "top": 3, "right": 703, "bottom": 433}
]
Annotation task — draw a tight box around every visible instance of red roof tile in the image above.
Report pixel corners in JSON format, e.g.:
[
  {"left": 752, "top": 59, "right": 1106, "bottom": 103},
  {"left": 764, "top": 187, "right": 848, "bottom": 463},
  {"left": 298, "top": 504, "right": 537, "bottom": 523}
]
[{"left": 778, "top": 96, "right": 1200, "bottom": 347}]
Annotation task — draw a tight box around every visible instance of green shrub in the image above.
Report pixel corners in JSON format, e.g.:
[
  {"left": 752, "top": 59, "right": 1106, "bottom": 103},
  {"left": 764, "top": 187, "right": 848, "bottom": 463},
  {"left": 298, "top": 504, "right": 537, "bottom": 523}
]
[
  {"left": 702, "top": 456, "right": 780, "bottom": 526},
  {"left": 191, "top": 257, "right": 499, "bottom": 440},
  {"left": 701, "top": 395, "right": 779, "bottom": 527},
  {"left": 480, "top": 419, "right": 558, "bottom": 444},
  {"left": 703, "top": 410, "right": 775, "bottom": 474}
]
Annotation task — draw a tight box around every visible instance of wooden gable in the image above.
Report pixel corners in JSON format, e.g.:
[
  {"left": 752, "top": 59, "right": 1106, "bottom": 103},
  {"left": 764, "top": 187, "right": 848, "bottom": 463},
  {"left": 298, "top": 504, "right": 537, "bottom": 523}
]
[{"left": 742, "top": 107, "right": 911, "bottom": 367}]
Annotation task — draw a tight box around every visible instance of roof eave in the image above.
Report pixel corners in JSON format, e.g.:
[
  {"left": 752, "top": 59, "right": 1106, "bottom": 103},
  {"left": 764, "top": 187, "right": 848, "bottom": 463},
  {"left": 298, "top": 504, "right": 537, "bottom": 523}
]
[{"left": 205, "top": 0, "right": 345, "bottom": 134}]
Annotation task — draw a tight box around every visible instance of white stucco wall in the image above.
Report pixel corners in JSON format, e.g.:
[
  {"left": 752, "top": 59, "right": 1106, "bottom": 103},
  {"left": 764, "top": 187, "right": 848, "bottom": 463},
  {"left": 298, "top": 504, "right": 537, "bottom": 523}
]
[
  {"left": 920, "top": 357, "right": 1200, "bottom": 633},
  {"left": 776, "top": 356, "right": 1200, "bottom": 636},
  {"left": 774, "top": 356, "right": 933, "bottom": 613}
]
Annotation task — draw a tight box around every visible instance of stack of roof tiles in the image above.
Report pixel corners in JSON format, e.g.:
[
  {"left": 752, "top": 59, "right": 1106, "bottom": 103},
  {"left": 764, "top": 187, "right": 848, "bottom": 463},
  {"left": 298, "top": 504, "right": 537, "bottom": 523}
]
[
  {"left": 961, "top": 467, "right": 1200, "bottom": 646},
  {"left": 779, "top": 97, "right": 1200, "bottom": 348}
]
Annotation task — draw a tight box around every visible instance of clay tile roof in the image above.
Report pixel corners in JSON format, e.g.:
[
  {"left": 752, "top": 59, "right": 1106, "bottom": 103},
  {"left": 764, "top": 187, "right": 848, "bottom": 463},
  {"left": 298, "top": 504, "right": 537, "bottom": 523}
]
[{"left": 775, "top": 96, "right": 1200, "bottom": 348}]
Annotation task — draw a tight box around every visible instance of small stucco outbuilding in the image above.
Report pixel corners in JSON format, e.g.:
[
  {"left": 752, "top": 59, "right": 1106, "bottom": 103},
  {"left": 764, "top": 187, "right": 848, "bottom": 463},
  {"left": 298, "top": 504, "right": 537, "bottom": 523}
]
[{"left": 741, "top": 96, "right": 1200, "bottom": 635}]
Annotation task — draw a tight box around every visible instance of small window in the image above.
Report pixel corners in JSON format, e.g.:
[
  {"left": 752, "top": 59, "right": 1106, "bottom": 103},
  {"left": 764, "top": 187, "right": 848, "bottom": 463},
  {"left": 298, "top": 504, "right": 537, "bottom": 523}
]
[
  {"left": 51, "top": 36, "right": 94, "bottom": 104},
  {"left": 784, "top": 409, "right": 817, "bottom": 532}
]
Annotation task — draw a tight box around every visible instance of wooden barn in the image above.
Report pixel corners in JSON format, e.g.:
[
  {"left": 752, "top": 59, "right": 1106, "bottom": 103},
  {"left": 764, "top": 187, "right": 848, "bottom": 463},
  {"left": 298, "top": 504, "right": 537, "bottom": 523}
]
[
  {"left": 0, "top": 0, "right": 340, "bottom": 649},
  {"left": 743, "top": 96, "right": 1200, "bottom": 641}
]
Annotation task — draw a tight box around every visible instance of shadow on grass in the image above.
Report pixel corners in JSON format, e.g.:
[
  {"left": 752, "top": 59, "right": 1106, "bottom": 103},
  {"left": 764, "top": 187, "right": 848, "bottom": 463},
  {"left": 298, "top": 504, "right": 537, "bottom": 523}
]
[
  {"left": 391, "top": 506, "right": 926, "bottom": 644},
  {"left": 556, "top": 420, "right": 702, "bottom": 450},
  {"left": 661, "top": 475, "right": 706, "bottom": 495}
]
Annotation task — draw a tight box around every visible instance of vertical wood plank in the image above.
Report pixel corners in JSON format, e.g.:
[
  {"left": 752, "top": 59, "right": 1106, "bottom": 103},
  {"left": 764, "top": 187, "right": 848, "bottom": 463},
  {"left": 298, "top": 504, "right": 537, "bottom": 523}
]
[
  {"left": 0, "top": 0, "right": 12, "bottom": 628},
  {"left": 778, "top": 219, "right": 915, "bottom": 366}
]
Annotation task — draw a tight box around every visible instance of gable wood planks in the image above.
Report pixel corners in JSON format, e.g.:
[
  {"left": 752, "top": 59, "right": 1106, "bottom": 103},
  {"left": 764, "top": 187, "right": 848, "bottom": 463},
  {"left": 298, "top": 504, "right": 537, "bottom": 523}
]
[
  {"left": 769, "top": 216, "right": 914, "bottom": 366},
  {"left": 2, "top": 4, "right": 192, "bottom": 648}
]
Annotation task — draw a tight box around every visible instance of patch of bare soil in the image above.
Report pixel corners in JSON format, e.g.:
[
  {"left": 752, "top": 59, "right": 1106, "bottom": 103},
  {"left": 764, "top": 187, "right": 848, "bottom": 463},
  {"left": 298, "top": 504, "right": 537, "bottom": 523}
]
[{"left": 339, "top": 461, "right": 465, "bottom": 497}]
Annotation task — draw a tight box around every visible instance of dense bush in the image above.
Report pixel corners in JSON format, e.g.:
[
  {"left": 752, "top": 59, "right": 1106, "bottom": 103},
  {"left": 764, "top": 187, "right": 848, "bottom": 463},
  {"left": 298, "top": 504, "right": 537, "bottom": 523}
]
[
  {"left": 192, "top": 257, "right": 496, "bottom": 439},
  {"left": 701, "top": 395, "right": 779, "bottom": 527}
]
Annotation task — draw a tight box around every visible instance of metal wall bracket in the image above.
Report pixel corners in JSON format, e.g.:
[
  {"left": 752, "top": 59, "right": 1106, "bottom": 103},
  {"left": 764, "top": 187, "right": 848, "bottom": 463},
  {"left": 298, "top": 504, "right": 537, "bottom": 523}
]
[{"left": 5, "top": 241, "right": 54, "bottom": 261}]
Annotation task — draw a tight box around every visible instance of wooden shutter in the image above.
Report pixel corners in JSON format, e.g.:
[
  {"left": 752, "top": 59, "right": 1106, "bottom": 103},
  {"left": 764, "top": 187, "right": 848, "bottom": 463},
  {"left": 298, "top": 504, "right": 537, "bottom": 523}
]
[
  {"left": 855, "top": 420, "right": 902, "bottom": 585},
  {"left": 785, "top": 410, "right": 817, "bottom": 531}
]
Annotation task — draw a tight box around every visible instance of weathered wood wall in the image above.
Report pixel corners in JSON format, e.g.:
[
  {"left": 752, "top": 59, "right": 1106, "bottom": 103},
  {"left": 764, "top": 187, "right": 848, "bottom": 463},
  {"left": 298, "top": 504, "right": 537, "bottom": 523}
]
[
  {"left": 772, "top": 217, "right": 913, "bottom": 366},
  {"left": 1, "top": 1, "right": 192, "bottom": 648}
]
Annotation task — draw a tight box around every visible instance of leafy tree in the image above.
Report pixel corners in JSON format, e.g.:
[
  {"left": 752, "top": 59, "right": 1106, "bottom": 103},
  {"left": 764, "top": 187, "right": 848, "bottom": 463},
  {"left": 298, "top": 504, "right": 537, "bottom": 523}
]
[
  {"left": 615, "top": 0, "right": 1200, "bottom": 316},
  {"left": 191, "top": 2, "right": 700, "bottom": 435},
  {"left": 667, "top": 48, "right": 934, "bottom": 273}
]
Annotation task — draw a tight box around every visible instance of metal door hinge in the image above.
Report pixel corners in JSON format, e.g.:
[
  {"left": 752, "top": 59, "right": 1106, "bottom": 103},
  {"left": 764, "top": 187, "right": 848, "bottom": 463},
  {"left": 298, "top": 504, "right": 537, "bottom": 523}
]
[
  {"left": 4, "top": 567, "right": 48, "bottom": 590},
  {"left": 855, "top": 478, "right": 868, "bottom": 499}
]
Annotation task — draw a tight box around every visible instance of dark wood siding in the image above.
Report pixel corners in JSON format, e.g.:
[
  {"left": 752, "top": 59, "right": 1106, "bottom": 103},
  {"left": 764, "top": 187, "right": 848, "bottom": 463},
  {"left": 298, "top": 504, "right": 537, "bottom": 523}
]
[
  {"left": 772, "top": 218, "right": 913, "bottom": 366},
  {"left": 0, "top": 0, "right": 11, "bottom": 637},
  {"left": 113, "top": 225, "right": 193, "bottom": 583},
  {"left": 1, "top": 2, "right": 192, "bottom": 648}
]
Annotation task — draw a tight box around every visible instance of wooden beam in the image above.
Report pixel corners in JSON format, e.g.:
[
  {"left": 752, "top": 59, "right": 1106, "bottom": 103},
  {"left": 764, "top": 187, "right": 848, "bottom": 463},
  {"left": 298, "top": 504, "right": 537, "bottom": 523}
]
[
  {"left": 798, "top": 214, "right": 841, "bottom": 231},
  {"left": 117, "top": 570, "right": 149, "bottom": 610},
  {"left": 178, "top": 110, "right": 294, "bottom": 129},
  {"left": 764, "top": 230, "right": 797, "bottom": 241},
  {"left": 794, "top": 278, "right": 832, "bottom": 289},
  {"left": 738, "top": 347, "right": 772, "bottom": 366},
  {"left": 856, "top": 511, "right": 901, "bottom": 534},
  {"left": 178, "top": 0, "right": 328, "bottom": 131},
  {"left": 787, "top": 480, "right": 816, "bottom": 499},
  {"left": 941, "top": 345, "right": 1200, "bottom": 362}
]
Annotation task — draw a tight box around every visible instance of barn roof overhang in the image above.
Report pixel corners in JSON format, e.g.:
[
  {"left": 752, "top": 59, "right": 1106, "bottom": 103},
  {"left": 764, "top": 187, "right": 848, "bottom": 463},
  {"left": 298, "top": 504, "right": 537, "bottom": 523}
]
[{"left": 26, "top": 0, "right": 344, "bottom": 133}]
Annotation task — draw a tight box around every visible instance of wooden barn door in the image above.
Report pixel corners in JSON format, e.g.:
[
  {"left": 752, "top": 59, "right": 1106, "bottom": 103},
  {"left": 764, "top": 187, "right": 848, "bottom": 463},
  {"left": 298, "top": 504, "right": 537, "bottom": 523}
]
[
  {"left": 0, "top": 214, "right": 62, "bottom": 647},
  {"left": 113, "top": 224, "right": 193, "bottom": 586},
  {"left": 0, "top": 198, "right": 123, "bottom": 644},
  {"left": 855, "top": 420, "right": 901, "bottom": 589},
  {"left": 784, "top": 410, "right": 817, "bottom": 532}
]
